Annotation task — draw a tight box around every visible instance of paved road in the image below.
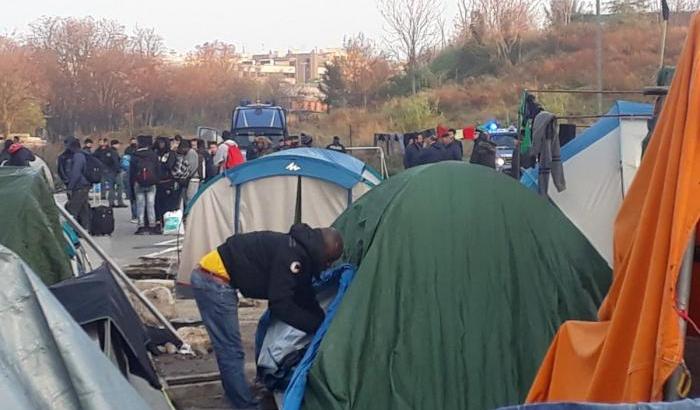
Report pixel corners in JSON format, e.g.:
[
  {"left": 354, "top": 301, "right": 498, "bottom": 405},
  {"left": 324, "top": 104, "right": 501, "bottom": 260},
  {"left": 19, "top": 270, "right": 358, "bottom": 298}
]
[{"left": 56, "top": 193, "right": 179, "bottom": 269}]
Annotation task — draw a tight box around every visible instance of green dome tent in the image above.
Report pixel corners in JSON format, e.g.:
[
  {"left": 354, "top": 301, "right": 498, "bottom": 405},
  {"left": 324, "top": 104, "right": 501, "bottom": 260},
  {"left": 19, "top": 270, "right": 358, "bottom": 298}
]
[
  {"left": 295, "top": 163, "right": 612, "bottom": 410},
  {"left": 0, "top": 167, "right": 72, "bottom": 285}
]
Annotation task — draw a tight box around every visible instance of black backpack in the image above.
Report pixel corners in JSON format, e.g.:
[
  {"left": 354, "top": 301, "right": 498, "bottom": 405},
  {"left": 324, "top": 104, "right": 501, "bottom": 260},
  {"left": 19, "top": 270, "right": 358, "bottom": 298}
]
[
  {"left": 134, "top": 155, "right": 159, "bottom": 187},
  {"left": 83, "top": 153, "right": 104, "bottom": 184}
]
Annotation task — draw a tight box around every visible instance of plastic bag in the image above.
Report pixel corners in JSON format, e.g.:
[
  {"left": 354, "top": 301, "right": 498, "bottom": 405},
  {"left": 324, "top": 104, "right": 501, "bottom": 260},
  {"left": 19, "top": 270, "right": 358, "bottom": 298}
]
[{"left": 163, "top": 210, "right": 184, "bottom": 236}]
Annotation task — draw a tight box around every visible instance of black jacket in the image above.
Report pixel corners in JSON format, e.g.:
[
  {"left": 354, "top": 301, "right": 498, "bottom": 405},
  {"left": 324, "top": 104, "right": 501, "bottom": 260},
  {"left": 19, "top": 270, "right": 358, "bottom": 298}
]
[
  {"left": 217, "top": 224, "right": 326, "bottom": 333},
  {"left": 57, "top": 149, "right": 73, "bottom": 185},
  {"left": 67, "top": 150, "right": 90, "bottom": 191},
  {"left": 418, "top": 143, "right": 445, "bottom": 165},
  {"left": 444, "top": 141, "right": 463, "bottom": 161},
  {"left": 7, "top": 146, "right": 36, "bottom": 167},
  {"left": 94, "top": 146, "right": 120, "bottom": 174},
  {"left": 403, "top": 142, "right": 422, "bottom": 168}
]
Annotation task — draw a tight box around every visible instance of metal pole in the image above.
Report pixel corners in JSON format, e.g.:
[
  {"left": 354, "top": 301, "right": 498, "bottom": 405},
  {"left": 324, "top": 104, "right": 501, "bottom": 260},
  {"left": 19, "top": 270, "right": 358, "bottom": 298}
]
[
  {"left": 526, "top": 89, "right": 644, "bottom": 95},
  {"left": 660, "top": 19, "right": 669, "bottom": 71},
  {"left": 596, "top": 0, "right": 603, "bottom": 114},
  {"left": 664, "top": 229, "right": 696, "bottom": 401},
  {"left": 345, "top": 146, "right": 388, "bottom": 178},
  {"left": 56, "top": 201, "right": 188, "bottom": 348}
]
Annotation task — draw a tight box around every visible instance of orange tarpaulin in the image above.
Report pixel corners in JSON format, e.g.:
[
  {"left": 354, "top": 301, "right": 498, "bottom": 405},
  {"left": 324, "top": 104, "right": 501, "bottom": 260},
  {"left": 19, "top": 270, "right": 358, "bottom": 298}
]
[{"left": 526, "top": 12, "right": 700, "bottom": 403}]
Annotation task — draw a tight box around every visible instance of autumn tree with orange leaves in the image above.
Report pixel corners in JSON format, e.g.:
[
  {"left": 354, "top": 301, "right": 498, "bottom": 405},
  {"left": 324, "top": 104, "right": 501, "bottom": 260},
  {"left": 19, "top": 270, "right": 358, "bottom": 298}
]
[{"left": 0, "top": 37, "right": 46, "bottom": 137}]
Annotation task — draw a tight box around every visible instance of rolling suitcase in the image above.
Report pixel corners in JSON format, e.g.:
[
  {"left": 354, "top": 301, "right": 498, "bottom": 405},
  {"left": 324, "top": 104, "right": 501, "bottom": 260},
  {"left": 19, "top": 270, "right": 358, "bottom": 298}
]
[{"left": 89, "top": 184, "right": 115, "bottom": 236}]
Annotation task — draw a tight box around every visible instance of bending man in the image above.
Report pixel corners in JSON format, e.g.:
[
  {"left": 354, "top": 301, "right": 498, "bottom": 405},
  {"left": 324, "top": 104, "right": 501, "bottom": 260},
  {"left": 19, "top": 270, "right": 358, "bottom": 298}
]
[{"left": 191, "top": 224, "right": 343, "bottom": 409}]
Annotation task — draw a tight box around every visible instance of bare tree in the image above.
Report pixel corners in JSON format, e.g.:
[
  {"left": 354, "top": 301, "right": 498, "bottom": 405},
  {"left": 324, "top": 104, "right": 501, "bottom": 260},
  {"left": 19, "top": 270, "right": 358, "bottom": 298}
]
[
  {"left": 456, "top": 0, "right": 471, "bottom": 41},
  {"left": 466, "top": 0, "right": 538, "bottom": 65},
  {"left": 131, "top": 27, "right": 165, "bottom": 58},
  {"left": 545, "top": 0, "right": 589, "bottom": 26},
  {"left": 378, "top": 0, "right": 442, "bottom": 94}
]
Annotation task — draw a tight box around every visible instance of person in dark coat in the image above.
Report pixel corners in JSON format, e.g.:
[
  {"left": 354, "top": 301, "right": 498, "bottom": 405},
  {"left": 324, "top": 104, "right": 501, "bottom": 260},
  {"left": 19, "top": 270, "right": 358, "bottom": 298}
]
[
  {"left": 6, "top": 143, "right": 36, "bottom": 166},
  {"left": 95, "top": 138, "right": 123, "bottom": 206},
  {"left": 130, "top": 135, "right": 160, "bottom": 234},
  {"left": 57, "top": 136, "right": 78, "bottom": 188},
  {"left": 403, "top": 133, "right": 424, "bottom": 169},
  {"left": 154, "top": 136, "right": 180, "bottom": 232},
  {"left": 65, "top": 138, "right": 91, "bottom": 229},
  {"left": 470, "top": 131, "right": 497, "bottom": 169},
  {"left": 0, "top": 139, "right": 13, "bottom": 165},
  {"left": 122, "top": 137, "right": 139, "bottom": 222},
  {"left": 417, "top": 136, "right": 446, "bottom": 165},
  {"left": 326, "top": 136, "right": 346, "bottom": 153},
  {"left": 443, "top": 129, "right": 463, "bottom": 161},
  {"left": 190, "top": 224, "right": 343, "bottom": 409},
  {"left": 83, "top": 138, "right": 94, "bottom": 154},
  {"left": 109, "top": 140, "right": 127, "bottom": 207}
]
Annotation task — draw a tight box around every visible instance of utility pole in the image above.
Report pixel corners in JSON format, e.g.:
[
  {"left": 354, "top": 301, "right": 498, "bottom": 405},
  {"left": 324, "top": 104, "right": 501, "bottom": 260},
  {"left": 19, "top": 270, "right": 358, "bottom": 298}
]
[{"left": 596, "top": 0, "right": 603, "bottom": 114}]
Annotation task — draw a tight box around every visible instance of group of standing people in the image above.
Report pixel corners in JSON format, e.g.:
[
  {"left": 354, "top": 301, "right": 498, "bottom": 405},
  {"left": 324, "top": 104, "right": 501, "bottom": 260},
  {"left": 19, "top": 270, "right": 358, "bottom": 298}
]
[
  {"left": 403, "top": 129, "right": 464, "bottom": 169},
  {"left": 58, "top": 132, "right": 246, "bottom": 236}
]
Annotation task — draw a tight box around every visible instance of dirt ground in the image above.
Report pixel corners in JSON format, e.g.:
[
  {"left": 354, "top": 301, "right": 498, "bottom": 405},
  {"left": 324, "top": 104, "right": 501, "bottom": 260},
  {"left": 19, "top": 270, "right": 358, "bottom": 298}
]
[{"left": 154, "top": 304, "right": 278, "bottom": 410}]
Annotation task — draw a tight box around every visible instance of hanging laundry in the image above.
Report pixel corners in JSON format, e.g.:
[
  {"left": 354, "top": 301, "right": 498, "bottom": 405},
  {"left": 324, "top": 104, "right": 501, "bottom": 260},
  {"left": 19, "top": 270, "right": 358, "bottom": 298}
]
[
  {"left": 463, "top": 127, "right": 476, "bottom": 141},
  {"left": 529, "top": 111, "right": 565, "bottom": 195}
]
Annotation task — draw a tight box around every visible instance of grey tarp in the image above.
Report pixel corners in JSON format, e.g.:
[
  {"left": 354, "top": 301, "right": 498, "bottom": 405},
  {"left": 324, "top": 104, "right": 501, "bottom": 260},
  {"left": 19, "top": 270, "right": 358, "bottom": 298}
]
[{"left": 0, "top": 245, "right": 150, "bottom": 410}]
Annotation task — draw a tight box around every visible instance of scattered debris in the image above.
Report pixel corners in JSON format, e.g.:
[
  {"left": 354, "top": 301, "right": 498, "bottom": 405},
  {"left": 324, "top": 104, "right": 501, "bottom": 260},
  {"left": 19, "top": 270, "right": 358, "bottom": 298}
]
[
  {"left": 164, "top": 342, "right": 179, "bottom": 355},
  {"left": 177, "top": 326, "right": 211, "bottom": 355},
  {"left": 239, "top": 297, "right": 259, "bottom": 308},
  {"left": 124, "top": 256, "right": 177, "bottom": 280}
]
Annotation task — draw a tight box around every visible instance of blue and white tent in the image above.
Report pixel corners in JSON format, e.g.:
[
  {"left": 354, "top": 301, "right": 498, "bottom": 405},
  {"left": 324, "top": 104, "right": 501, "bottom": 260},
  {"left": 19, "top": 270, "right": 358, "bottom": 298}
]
[
  {"left": 521, "top": 101, "right": 653, "bottom": 265},
  {"left": 177, "top": 148, "right": 381, "bottom": 289}
]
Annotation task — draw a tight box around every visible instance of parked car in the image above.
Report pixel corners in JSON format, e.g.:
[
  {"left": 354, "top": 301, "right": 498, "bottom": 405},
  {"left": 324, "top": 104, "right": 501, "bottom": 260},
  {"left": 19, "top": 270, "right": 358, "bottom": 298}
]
[{"left": 489, "top": 129, "right": 518, "bottom": 173}]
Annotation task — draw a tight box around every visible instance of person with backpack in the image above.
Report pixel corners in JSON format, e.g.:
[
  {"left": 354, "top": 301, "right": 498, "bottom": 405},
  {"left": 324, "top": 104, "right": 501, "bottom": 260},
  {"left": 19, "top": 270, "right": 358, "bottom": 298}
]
[
  {"left": 65, "top": 138, "right": 92, "bottom": 230},
  {"left": 213, "top": 131, "right": 245, "bottom": 173},
  {"left": 129, "top": 135, "right": 160, "bottom": 235}
]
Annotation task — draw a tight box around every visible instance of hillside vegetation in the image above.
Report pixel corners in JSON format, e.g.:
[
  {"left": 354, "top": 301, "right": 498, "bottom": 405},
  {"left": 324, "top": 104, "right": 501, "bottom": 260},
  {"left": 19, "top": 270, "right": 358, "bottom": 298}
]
[{"left": 303, "top": 16, "right": 689, "bottom": 146}]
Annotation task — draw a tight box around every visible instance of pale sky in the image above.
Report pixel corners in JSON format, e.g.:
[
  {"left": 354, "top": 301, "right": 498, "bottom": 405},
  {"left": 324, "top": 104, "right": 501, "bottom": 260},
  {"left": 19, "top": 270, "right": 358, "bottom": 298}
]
[{"left": 1, "top": 0, "right": 457, "bottom": 55}]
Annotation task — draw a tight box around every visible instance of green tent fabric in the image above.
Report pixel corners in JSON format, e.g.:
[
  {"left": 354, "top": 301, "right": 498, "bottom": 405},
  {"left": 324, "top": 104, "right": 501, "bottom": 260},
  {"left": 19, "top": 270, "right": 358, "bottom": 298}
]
[
  {"left": 0, "top": 167, "right": 72, "bottom": 285},
  {"left": 301, "top": 163, "right": 612, "bottom": 410}
]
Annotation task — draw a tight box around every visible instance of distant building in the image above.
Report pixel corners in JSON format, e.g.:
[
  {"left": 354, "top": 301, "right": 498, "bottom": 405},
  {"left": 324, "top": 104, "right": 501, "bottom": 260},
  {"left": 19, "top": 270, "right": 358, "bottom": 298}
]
[
  {"left": 279, "top": 83, "right": 328, "bottom": 114},
  {"left": 237, "top": 48, "right": 344, "bottom": 85}
]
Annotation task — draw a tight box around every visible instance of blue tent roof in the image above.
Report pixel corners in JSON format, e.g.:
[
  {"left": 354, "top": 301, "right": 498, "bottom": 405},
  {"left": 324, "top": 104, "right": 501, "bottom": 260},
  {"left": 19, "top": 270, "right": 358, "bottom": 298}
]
[
  {"left": 521, "top": 100, "right": 653, "bottom": 189},
  {"left": 185, "top": 148, "right": 380, "bottom": 214},
  {"left": 225, "top": 147, "right": 373, "bottom": 189}
]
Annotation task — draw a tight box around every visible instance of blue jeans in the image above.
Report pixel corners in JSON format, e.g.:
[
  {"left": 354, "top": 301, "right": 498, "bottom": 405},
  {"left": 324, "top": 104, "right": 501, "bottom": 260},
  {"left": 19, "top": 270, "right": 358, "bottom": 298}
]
[
  {"left": 123, "top": 173, "right": 137, "bottom": 219},
  {"left": 191, "top": 269, "right": 257, "bottom": 409},
  {"left": 107, "top": 172, "right": 125, "bottom": 206},
  {"left": 134, "top": 183, "right": 156, "bottom": 227}
]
